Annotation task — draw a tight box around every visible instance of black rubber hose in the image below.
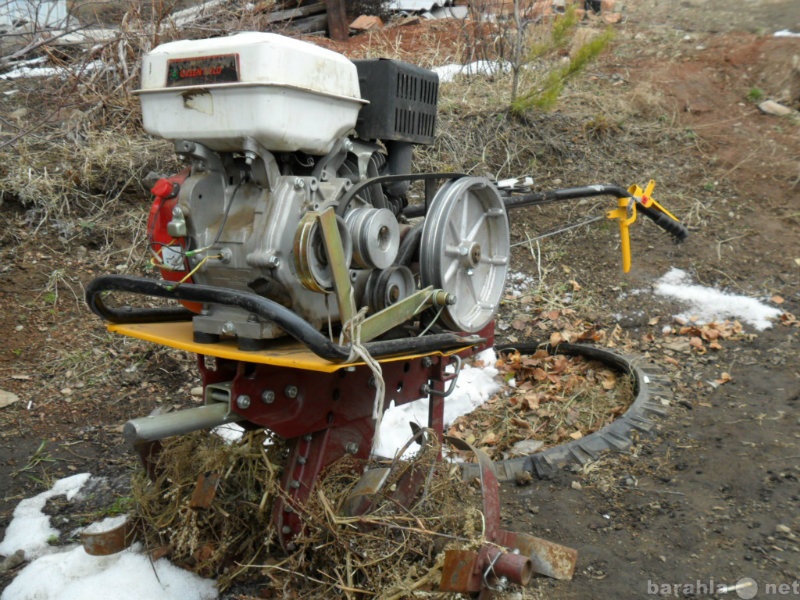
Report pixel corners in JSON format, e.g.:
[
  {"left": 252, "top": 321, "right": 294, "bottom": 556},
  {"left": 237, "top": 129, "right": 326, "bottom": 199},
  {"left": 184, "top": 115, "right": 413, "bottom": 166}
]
[
  {"left": 86, "top": 275, "right": 349, "bottom": 361},
  {"left": 637, "top": 205, "right": 689, "bottom": 242},
  {"left": 86, "top": 275, "right": 481, "bottom": 362}
]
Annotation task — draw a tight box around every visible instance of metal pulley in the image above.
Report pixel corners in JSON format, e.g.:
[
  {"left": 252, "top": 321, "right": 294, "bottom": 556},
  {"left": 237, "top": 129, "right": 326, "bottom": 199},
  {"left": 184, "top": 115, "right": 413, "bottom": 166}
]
[
  {"left": 294, "top": 212, "right": 353, "bottom": 293},
  {"left": 420, "top": 177, "right": 510, "bottom": 333},
  {"left": 345, "top": 206, "right": 400, "bottom": 269}
]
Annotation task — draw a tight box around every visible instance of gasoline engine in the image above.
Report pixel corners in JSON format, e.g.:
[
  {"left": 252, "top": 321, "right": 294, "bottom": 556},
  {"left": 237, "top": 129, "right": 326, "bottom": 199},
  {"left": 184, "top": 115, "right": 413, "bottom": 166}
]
[
  {"left": 134, "top": 32, "right": 509, "bottom": 349},
  {"left": 84, "top": 32, "right": 688, "bottom": 592}
]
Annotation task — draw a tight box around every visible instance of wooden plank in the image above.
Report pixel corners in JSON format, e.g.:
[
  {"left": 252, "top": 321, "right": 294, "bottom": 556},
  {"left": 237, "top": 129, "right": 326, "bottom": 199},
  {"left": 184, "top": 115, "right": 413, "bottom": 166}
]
[
  {"left": 287, "top": 13, "right": 329, "bottom": 33},
  {"left": 267, "top": 1, "right": 327, "bottom": 23}
]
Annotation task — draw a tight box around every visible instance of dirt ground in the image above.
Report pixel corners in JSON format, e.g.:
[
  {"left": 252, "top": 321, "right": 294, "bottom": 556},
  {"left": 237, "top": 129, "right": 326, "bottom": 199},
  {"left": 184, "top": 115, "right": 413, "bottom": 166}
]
[{"left": 1, "top": 0, "right": 799, "bottom": 598}]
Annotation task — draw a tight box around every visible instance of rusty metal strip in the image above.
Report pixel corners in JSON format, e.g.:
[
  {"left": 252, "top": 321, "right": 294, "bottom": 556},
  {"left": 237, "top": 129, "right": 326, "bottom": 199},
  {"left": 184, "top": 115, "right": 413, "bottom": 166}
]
[{"left": 81, "top": 518, "right": 137, "bottom": 556}]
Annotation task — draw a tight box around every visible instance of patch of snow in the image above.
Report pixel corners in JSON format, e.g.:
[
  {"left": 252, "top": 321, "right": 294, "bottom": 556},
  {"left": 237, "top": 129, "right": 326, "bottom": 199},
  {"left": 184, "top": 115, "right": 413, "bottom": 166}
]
[
  {"left": 774, "top": 30, "right": 800, "bottom": 37},
  {"left": 211, "top": 421, "right": 246, "bottom": 443},
  {"left": 507, "top": 271, "right": 537, "bottom": 297},
  {"left": 432, "top": 60, "right": 512, "bottom": 83},
  {"left": 374, "top": 348, "right": 500, "bottom": 458},
  {"left": 1, "top": 543, "right": 217, "bottom": 600},
  {"left": 1, "top": 60, "right": 105, "bottom": 81},
  {"left": 653, "top": 268, "right": 782, "bottom": 330},
  {"left": 0, "top": 472, "right": 91, "bottom": 558}
]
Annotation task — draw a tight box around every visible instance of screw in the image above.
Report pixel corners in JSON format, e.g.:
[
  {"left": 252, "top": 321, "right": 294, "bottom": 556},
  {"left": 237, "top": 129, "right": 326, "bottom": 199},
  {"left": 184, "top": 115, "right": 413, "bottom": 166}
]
[
  {"left": 297, "top": 456, "right": 307, "bottom": 465},
  {"left": 285, "top": 385, "right": 299, "bottom": 399},
  {"left": 422, "top": 356, "right": 433, "bottom": 368},
  {"left": 345, "top": 442, "right": 359, "bottom": 455},
  {"left": 290, "top": 480, "right": 300, "bottom": 489},
  {"left": 284, "top": 505, "right": 293, "bottom": 513},
  {"left": 267, "top": 254, "right": 281, "bottom": 268},
  {"left": 293, "top": 177, "right": 305, "bottom": 189},
  {"left": 236, "top": 394, "right": 251, "bottom": 410},
  {"left": 221, "top": 321, "right": 236, "bottom": 334},
  {"left": 281, "top": 526, "right": 292, "bottom": 535},
  {"left": 420, "top": 383, "right": 431, "bottom": 395},
  {"left": 218, "top": 247, "right": 233, "bottom": 264},
  {"left": 303, "top": 434, "right": 313, "bottom": 442},
  {"left": 261, "top": 390, "right": 275, "bottom": 404}
]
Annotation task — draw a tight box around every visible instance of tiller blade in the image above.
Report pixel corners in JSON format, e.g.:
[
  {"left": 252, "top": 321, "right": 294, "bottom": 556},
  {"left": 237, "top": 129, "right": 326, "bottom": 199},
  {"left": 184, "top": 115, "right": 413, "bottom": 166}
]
[{"left": 441, "top": 436, "right": 578, "bottom": 596}]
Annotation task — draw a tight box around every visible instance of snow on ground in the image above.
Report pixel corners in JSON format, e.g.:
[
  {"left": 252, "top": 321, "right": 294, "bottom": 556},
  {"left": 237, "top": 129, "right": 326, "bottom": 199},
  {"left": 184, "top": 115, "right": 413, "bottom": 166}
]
[
  {"left": 0, "top": 473, "right": 217, "bottom": 600},
  {"left": 1, "top": 268, "right": 781, "bottom": 598},
  {"left": 373, "top": 347, "right": 500, "bottom": 458},
  {"left": 653, "top": 268, "right": 782, "bottom": 330},
  {"left": 2, "top": 542, "right": 217, "bottom": 600},
  {"left": 432, "top": 60, "right": 512, "bottom": 83}
]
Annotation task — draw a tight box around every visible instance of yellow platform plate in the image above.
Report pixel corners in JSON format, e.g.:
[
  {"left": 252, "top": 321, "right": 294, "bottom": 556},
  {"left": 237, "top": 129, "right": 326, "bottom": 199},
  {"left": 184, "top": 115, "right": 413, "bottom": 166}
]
[{"left": 108, "top": 321, "right": 466, "bottom": 373}]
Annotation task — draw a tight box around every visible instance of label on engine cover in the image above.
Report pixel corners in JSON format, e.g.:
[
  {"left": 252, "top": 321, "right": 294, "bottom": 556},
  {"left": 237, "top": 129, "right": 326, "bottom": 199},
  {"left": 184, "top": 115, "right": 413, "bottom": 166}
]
[{"left": 166, "top": 54, "right": 240, "bottom": 87}]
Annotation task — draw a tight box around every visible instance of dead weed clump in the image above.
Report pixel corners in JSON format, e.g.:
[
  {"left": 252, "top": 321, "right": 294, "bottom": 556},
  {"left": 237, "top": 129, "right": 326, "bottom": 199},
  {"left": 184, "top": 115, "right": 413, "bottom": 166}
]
[
  {"left": 3, "top": 130, "right": 175, "bottom": 225},
  {"left": 133, "top": 430, "right": 488, "bottom": 597},
  {"left": 133, "top": 429, "right": 283, "bottom": 590}
]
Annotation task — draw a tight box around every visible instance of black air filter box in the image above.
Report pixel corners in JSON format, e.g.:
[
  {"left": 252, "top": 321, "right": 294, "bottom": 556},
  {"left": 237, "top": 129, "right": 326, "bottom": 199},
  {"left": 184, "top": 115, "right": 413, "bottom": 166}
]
[{"left": 353, "top": 58, "right": 438, "bottom": 145}]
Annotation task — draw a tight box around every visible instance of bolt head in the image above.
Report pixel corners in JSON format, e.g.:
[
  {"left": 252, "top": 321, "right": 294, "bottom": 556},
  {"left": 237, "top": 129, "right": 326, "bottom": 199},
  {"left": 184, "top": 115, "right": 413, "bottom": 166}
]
[
  {"left": 261, "top": 390, "right": 275, "bottom": 404},
  {"left": 236, "top": 394, "right": 251, "bottom": 410},
  {"left": 285, "top": 385, "right": 299, "bottom": 399},
  {"left": 345, "top": 442, "right": 359, "bottom": 455}
]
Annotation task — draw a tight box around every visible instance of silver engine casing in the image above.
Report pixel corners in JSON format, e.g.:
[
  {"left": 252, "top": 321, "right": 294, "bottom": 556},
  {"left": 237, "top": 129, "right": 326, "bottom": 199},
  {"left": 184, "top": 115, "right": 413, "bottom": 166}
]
[{"left": 168, "top": 138, "right": 406, "bottom": 343}]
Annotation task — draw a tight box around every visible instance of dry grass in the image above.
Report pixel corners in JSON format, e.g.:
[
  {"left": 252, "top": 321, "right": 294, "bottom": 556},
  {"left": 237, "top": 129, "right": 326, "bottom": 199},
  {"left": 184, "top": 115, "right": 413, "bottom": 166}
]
[{"left": 132, "top": 430, "right": 498, "bottom": 597}]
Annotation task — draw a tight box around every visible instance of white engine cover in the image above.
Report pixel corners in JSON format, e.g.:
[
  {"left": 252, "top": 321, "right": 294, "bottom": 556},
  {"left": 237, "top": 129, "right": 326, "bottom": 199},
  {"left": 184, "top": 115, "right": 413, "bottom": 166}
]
[{"left": 136, "top": 32, "right": 365, "bottom": 154}]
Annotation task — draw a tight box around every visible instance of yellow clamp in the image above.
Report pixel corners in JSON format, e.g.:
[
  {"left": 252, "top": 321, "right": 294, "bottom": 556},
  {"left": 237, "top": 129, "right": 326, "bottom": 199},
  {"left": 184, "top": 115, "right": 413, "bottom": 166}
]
[{"left": 606, "top": 180, "right": 677, "bottom": 273}]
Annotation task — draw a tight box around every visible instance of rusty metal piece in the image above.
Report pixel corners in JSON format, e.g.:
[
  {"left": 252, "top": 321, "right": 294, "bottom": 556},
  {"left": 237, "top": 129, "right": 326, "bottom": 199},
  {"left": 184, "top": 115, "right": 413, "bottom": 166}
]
[
  {"left": 444, "top": 435, "right": 578, "bottom": 582},
  {"left": 81, "top": 518, "right": 137, "bottom": 556},
  {"left": 440, "top": 549, "right": 480, "bottom": 592},
  {"left": 495, "top": 531, "right": 577, "bottom": 581},
  {"left": 189, "top": 471, "right": 221, "bottom": 509},
  {"left": 440, "top": 545, "right": 532, "bottom": 593}
]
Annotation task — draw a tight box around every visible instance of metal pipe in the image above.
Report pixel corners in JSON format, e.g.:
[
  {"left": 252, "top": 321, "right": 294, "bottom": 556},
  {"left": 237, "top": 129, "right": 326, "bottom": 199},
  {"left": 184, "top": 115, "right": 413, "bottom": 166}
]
[
  {"left": 480, "top": 546, "right": 533, "bottom": 587},
  {"left": 123, "top": 402, "right": 243, "bottom": 445}
]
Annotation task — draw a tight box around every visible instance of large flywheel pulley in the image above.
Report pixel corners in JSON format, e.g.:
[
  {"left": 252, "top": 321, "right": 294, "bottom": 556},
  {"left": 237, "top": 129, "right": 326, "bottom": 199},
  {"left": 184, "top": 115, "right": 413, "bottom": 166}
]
[{"left": 420, "top": 177, "right": 510, "bottom": 333}]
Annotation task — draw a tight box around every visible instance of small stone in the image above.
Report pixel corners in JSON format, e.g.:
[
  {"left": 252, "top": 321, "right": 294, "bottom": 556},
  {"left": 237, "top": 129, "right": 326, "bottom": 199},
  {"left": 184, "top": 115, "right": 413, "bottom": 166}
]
[
  {"left": 571, "top": 481, "right": 582, "bottom": 490},
  {"left": 349, "top": 15, "right": 383, "bottom": 31},
  {"left": 758, "top": 100, "right": 794, "bottom": 116},
  {"left": 0, "top": 389, "right": 20, "bottom": 409},
  {"left": 515, "top": 470, "right": 533, "bottom": 486},
  {"left": 0, "top": 549, "right": 25, "bottom": 573},
  {"left": 776, "top": 524, "right": 792, "bottom": 534}
]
